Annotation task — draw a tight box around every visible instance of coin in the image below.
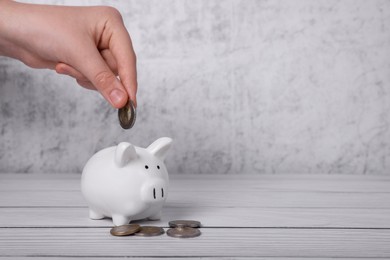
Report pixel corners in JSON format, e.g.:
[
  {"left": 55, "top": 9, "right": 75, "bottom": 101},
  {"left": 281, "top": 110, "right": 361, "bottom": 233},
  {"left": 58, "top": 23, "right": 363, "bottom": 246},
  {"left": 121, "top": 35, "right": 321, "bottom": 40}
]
[
  {"left": 110, "top": 224, "right": 141, "bottom": 236},
  {"left": 118, "top": 100, "right": 136, "bottom": 129},
  {"left": 134, "top": 226, "right": 165, "bottom": 237},
  {"left": 169, "top": 220, "right": 201, "bottom": 228},
  {"left": 167, "top": 227, "right": 201, "bottom": 238}
]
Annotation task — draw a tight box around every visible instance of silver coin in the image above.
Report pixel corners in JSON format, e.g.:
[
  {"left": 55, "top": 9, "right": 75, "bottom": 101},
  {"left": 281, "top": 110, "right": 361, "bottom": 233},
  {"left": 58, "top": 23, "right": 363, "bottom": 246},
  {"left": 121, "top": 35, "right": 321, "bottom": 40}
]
[
  {"left": 118, "top": 100, "right": 136, "bottom": 129},
  {"left": 134, "top": 226, "right": 165, "bottom": 237},
  {"left": 169, "top": 220, "right": 201, "bottom": 228},
  {"left": 167, "top": 227, "right": 201, "bottom": 238},
  {"left": 110, "top": 224, "right": 141, "bottom": 236}
]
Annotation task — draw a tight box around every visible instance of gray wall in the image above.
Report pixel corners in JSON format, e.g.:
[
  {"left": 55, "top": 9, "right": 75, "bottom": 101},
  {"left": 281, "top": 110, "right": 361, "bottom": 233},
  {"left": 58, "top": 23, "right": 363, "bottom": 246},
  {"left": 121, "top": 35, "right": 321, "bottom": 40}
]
[{"left": 1, "top": 0, "right": 390, "bottom": 174}]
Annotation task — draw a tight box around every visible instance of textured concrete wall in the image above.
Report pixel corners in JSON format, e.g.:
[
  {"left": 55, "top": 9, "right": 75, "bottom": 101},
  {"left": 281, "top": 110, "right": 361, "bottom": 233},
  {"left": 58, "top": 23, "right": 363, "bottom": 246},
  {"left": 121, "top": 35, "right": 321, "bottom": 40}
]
[{"left": 1, "top": 0, "right": 390, "bottom": 174}]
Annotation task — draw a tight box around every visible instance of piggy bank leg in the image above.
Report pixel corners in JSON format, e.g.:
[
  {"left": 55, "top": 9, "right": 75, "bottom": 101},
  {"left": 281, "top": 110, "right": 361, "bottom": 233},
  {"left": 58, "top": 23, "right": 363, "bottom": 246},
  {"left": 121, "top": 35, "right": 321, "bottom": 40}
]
[
  {"left": 112, "top": 215, "right": 131, "bottom": 226},
  {"left": 89, "top": 208, "right": 104, "bottom": 220},
  {"left": 148, "top": 210, "right": 162, "bottom": 221}
]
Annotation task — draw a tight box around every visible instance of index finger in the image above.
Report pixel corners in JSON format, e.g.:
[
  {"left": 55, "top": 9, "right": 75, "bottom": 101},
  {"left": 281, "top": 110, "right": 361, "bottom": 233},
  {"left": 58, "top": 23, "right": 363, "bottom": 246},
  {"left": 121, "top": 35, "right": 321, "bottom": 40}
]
[{"left": 108, "top": 21, "right": 138, "bottom": 107}]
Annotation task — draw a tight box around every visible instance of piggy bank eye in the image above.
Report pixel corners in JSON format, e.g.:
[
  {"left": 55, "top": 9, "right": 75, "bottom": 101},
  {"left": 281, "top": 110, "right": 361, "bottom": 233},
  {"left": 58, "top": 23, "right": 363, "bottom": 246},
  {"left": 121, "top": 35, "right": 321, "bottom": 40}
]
[
  {"left": 157, "top": 165, "right": 160, "bottom": 170},
  {"left": 145, "top": 165, "right": 149, "bottom": 169}
]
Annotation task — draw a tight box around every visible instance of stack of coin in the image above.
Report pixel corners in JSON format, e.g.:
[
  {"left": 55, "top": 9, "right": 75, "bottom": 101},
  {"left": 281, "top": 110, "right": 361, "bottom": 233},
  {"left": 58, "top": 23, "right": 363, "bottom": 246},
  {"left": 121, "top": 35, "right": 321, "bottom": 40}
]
[
  {"left": 167, "top": 220, "right": 202, "bottom": 238},
  {"left": 134, "top": 226, "right": 165, "bottom": 237},
  {"left": 110, "top": 224, "right": 141, "bottom": 236},
  {"left": 110, "top": 220, "right": 202, "bottom": 238}
]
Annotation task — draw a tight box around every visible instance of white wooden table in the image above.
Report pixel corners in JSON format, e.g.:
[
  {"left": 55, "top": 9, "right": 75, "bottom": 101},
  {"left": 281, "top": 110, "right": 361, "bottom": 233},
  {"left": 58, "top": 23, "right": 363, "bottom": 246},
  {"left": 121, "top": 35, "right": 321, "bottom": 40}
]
[{"left": 0, "top": 174, "right": 389, "bottom": 259}]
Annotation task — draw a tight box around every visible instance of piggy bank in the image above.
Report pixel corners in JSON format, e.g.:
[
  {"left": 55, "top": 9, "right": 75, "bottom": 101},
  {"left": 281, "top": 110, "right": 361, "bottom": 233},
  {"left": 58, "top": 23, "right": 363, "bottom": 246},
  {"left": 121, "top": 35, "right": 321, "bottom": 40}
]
[{"left": 81, "top": 137, "right": 173, "bottom": 226}]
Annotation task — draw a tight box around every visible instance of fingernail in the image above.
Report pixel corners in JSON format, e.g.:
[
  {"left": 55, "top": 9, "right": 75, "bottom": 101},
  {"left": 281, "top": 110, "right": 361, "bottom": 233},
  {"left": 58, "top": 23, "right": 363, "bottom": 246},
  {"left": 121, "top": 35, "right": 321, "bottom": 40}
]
[{"left": 109, "top": 89, "right": 126, "bottom": 107}]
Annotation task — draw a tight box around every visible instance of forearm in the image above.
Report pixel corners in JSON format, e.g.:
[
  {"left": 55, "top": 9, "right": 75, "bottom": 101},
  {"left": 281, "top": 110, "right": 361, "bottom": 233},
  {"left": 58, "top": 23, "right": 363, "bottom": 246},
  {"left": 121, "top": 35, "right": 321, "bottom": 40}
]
[
  {"left": 0, "top": 0, "right": 33, "bottom": 61},
  {"left": 0, "top": 0, "right": 16, "bottom": 57},
  {"left": 0, "top": 1, "right": 66, "bottom": 67}
]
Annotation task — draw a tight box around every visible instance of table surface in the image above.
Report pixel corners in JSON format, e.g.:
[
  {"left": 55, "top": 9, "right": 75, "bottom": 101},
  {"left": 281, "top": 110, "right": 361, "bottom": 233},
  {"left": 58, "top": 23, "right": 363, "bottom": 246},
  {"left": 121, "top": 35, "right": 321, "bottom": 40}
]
[{"left": 0, "top": 173, "right": 390, "bottom": 259}]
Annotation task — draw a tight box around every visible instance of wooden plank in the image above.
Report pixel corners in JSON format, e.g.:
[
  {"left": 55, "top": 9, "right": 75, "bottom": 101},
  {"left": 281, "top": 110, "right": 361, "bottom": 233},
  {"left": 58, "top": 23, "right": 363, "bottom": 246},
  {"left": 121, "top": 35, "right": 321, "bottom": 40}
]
[
  {"left": 0, "top": 256, "right": 384, "bottom": 260},
  {"left": 172, "top": 174, "right": 390, "bottom": 181},
  {"left": 172, "top": 176, "right": 390, "bottom": 193},
  {"left": 2, "top": 173, "right": 390, "bottom": 181},
  {"left": 1, "top": 207, "right": 390, "bottom": 228},
  {"left": 0, "top": 190, "right": 85, "bottom": 207},
  {"left": 2, "top": 189, "right": 390, "bottom": 208},
  {"left": 0, "top": 228, "right": 389, "bottom": 258},
  {"left": 1, "top": 174, "right": 390, "bottom": 192},
  {"left": 1, "top": 172, "right": 390, "bottom": 209},
  {"left": 0, "top": 255, "right": 384, "bottom": 260}
]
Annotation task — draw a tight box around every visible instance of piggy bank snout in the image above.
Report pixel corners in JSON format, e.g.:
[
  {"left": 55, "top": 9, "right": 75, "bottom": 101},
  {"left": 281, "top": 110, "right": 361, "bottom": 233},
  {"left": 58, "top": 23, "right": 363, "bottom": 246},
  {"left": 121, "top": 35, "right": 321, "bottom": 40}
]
[{"left": 141, "top": 180, "right": 167, "bottom": 203}]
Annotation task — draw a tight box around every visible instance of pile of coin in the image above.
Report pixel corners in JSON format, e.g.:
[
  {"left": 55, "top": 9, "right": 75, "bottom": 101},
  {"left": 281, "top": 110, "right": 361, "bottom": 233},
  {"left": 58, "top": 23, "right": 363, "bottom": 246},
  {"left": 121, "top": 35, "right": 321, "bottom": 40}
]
[
  {"left": 110, "top": 224, "right": 141, "bottom": 236},
  {"left": 167, "top": 220, "right": 201, "bottom": 238},
  {"left": 134, "top": 226, "right": 165, "bottom": 237},
  {"left": 110, "top": 220, "right": 202, "bottom": 238}
]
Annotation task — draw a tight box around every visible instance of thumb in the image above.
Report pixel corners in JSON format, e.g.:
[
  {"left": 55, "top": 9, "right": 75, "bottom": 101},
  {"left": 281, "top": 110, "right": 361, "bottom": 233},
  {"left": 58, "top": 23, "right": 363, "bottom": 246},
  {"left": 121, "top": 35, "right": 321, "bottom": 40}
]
[{"left": 72, "top": 46, "right": 128, "bottom": 108}]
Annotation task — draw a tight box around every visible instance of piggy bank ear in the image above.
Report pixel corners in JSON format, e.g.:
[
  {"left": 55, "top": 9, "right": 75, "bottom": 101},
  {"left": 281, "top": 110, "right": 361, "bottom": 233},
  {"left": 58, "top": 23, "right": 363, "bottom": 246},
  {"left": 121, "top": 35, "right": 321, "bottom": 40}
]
[
  {"left": 147, "top": 137, "right": 173, "bottom": 160},
  {"left": 115, "top": 142, "right": 137, "bottom": 167}
]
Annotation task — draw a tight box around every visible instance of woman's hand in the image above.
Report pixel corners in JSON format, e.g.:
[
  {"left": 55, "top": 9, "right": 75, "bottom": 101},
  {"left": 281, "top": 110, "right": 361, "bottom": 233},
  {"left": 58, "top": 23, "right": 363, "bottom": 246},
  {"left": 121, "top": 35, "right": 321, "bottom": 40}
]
[{"left": 0, "top": 0, "right": 137, "bottom": 108}]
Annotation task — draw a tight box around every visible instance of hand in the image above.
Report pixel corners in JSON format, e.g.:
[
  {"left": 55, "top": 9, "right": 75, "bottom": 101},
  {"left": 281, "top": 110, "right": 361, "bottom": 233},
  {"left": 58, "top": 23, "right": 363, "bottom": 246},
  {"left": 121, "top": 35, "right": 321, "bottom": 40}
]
[{"left": 0, "top": 1, "right": 137, "bottom": 108}]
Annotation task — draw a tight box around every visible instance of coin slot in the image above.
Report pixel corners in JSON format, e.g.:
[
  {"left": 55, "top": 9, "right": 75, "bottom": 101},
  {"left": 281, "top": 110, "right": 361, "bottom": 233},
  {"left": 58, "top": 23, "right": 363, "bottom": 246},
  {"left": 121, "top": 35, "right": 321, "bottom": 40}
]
[
  {"left": 161, "top": 188, "right": 164, "bottom": 198},
  {"left": 153, "top": 188, "right": 156, "bottom": 199},
  {"left": 145, "top": 165, "right": 149, "bottom": 169}
]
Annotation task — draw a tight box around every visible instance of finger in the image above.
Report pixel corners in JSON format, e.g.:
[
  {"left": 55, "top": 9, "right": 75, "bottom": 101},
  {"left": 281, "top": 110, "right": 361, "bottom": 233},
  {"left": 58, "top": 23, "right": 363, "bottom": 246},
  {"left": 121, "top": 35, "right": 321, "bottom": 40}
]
[
  {"left": 56, "top": 55, "right": 118, "bottom": 82},
  {"left": 100, "top": 49, "right": 118, "bottom": 75},
  {"left": 56, "top": 63, "right": 96, "bottom": 90},
  {"left": 76, "top": 78, "right": 96, "bottom": 90},
  {"left": 106, "top": 22, "right": 137, "bottom": 107},
  {"left": 67, "top": 43, "right": 128, "bottom": 108},
  {"left": 55, "top": 63, "right": 90, "bottom": 83}
]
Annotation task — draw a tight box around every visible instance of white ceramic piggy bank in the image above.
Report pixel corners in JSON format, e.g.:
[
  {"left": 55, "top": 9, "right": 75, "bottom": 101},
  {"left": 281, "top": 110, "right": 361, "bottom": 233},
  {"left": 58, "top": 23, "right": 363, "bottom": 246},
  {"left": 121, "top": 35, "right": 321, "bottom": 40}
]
[{"left": 81, "top": 137, "right": 172, "bottom": 226}]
